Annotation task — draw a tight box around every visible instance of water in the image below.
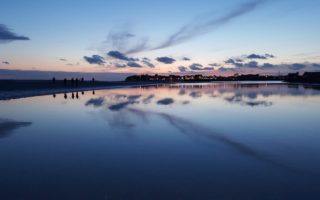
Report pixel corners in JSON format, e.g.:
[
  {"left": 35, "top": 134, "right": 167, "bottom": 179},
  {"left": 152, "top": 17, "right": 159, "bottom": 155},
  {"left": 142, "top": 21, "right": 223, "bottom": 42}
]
[{"left": 1, "top": 82, "right": 320, "bottom": 200}]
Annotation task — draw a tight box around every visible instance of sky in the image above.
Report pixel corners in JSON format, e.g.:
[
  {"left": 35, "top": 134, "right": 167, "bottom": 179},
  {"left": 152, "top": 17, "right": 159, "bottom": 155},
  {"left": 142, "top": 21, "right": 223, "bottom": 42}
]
[{"left": 1, "top": 0, "right": 320, "bottom": 80}]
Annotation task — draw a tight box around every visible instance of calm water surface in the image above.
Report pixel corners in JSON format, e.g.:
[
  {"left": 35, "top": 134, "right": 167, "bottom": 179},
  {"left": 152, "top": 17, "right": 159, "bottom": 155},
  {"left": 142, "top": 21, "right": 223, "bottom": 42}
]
[{"left": 0, "top": 82, "right": 320, "bottom": 200}]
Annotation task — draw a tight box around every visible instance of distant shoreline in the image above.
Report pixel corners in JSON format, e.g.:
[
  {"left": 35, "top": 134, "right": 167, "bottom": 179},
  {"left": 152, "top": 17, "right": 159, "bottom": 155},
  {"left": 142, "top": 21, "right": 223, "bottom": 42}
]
[{"left": 1, "top": 79, "right": 319, "bottom": 101}]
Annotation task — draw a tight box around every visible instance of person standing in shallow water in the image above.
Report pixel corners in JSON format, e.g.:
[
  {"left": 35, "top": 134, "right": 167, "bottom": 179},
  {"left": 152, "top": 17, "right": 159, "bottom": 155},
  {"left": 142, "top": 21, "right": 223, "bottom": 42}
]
[{"left": 71, "top": 78, "right": 74, "bottom": 86}]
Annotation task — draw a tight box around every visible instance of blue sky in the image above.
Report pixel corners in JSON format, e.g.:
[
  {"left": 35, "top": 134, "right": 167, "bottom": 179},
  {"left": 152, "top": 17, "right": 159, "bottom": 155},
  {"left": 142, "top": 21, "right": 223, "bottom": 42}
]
[{"left": 1, "top": 0, "right": 320, "bottom": 78}]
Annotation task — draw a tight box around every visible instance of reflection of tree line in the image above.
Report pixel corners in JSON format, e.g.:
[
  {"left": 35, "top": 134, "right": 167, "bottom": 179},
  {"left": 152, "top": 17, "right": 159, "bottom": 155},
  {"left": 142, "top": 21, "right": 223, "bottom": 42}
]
[
  {"left": 141, "top": 83, "right": 320, "bottom": 97},
  {"left": 83, "top": 83, "right": 320, "bottom": 110}
]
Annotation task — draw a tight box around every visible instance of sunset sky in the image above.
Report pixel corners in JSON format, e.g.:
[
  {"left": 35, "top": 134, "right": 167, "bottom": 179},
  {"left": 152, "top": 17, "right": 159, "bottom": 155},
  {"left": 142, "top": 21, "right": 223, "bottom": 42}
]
[{"left": 1, "top": 0, "right": 320, "bottom": 79}]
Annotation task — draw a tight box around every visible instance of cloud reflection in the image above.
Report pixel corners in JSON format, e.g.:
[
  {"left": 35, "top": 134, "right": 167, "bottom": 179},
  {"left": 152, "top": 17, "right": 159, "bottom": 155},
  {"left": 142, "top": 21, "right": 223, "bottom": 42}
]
[
  {"left": 109, "top": 101, "right": 138, "bottom": 111},
  {"left": 189, "top": 91, "right": 202, "bottom": 98},
  {"left": 85, "top": 97, "right": 105, "bottom": 107},
  {"left": 0, "top": 118, "right": 32, "bottom": 138},
  {"left": 224, "top": 94, "right": 273, "bottom": 107},
  {"left": 127, "top": 108, "right": 305, "bottom": 174},
  {"left": 157, "top": 98, "right": 174, "bottom": 105},
  {"left": 142, "top": 94, "right": 155, "bottom": 104}
]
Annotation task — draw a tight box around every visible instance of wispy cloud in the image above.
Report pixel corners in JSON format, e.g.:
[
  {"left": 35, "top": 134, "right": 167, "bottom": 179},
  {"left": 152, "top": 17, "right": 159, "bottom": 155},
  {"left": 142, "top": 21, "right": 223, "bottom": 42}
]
[
  {"left": 182, "top": 57, "right": 191, "bottom": 61},
  {"left": 114, "top": 63, "right": 127, "bottom": 68},
  {"left": 127, "top": 61, "right": 142, "bottom": 68},
  {"left": 156, "top": 56, "right": 176, "bottom": 64},
  {"left": 100, "top": 27, "right": 149, "bottom": 54},
  {"left": 83, "top": 55, "right": 105, "bottom": 65},
  {"left": 189, "top": 63, "right": 214, "bottom": 71},
  {"left": 209, "top": 63, "right": 220, "bottom": 67},
  {"left": 125, "top": 38, "right": 149, "bottom": 54},
  {"left": 189, "top": 63, "right": 204, "bottom": 70},
  {"left": 178, "top": 66, "right": 188, "bottom": 72},
  {"left": 0, "top": 24, "right": 30, "bottom": 43},
  {"left": 107, "top": 50, "right": 137, "bottom": 61},
  {"left": 289, "top": 63, "right": 306, "bottom": 70},
  {"left": 247, "top": 53, "right": 275, "bottom": 59},
  {"left": 153, "top": 0, "right": 267, "bottom": 50},
  {"left": 142, "top": 58, "right": 155, "bottom": 68}
]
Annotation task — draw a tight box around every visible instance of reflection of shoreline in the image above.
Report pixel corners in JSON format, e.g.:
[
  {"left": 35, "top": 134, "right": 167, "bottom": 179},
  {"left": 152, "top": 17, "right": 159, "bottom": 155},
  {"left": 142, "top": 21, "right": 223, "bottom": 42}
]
[
  {"left": 0, "top": 82, "right": 159, "bottom": 101},
  {"left": 0, "top": 80, "right": 162, "bottom": 100},
  {"left": 2, "top": 81, "right": 320, "bottom": 101}
]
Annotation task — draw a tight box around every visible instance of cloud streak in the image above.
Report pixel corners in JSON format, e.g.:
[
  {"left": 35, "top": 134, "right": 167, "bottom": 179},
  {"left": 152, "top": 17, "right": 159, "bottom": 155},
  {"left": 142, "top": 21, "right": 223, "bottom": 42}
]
[
  {"left": 127, "top": 61, "right": 142, "bottom": 68},
  {"left": 153, "top": 0, "right": 267, "bottom": 50},
  {"left": 142, "top": 58, "right": 155, "bottom": 68},
  {"left": 0, "top": 24, "right": 30, "bottom": 43}
]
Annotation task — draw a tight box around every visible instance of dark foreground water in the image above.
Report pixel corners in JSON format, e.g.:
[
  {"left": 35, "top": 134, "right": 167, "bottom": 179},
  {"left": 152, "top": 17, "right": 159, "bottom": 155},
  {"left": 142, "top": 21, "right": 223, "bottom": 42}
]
[{"left": 0, "top": 82, "right": 320, "bottom": 200}]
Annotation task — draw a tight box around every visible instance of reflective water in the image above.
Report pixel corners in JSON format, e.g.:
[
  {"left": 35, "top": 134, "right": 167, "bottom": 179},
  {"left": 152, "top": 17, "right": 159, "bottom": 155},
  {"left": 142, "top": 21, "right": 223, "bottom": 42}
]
[{"left": 1, "top": 82, "right": 320, "bottom": 200}]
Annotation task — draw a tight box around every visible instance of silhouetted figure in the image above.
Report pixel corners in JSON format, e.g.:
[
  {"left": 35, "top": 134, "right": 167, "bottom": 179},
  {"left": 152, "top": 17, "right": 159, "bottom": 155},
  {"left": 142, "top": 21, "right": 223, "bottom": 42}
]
[
  {"left": 75, "top": 78, "right": 79, "bottom": 87},
  {"left": 64, "top": 93, "right": 67, "bottom": 99},
  {"left": 52, "top": 77, "right": 56, "bottom": 84},
  {"left": 53, "top": 94, "right": 56, "bottom": 98},
  {"left": 64, "top": 78, "right": 67, "bottom": 86},
  {"left": 92, "top": 90, "right": 95, "bottom": 95},
  {"left": 71, "top": 92, "right": 75, "bottom": 99},
  {"left": 76, "top": 92, "right": 79, "bottom": 99},
  {"left": 81, "top": 91, "right": 85, "bottom": 95},
  {"left": 71, "top": 78, "right": 74, "bottom": 86},
  {"left": 81, "top": 77, "right": 84, "bottom": 82}
]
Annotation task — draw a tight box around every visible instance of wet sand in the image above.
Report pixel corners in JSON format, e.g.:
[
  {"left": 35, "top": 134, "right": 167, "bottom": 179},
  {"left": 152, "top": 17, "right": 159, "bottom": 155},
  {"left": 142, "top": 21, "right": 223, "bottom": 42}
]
[{"left": 0, "top": 80, "right": 157, "bottom": 100}]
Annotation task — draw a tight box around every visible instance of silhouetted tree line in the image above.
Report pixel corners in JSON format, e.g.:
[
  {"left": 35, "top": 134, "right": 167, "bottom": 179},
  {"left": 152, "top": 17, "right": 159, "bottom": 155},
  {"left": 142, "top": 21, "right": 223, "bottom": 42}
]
[
  {"left": 284, "top": 72, "right": 320, "bottom": 83},
  {"left": 125, "top": 72, "right": 320, "bottom": 83},
  {"left": 125, "top": 74, "right": 282, "bottom": 82}
]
